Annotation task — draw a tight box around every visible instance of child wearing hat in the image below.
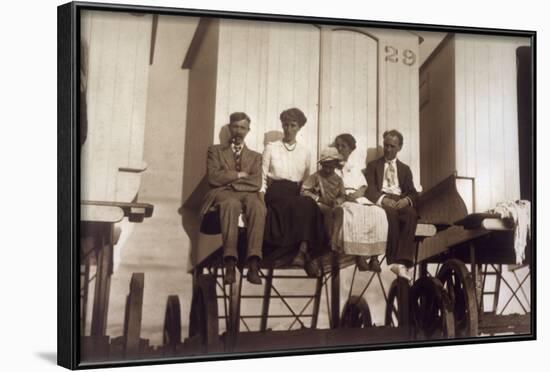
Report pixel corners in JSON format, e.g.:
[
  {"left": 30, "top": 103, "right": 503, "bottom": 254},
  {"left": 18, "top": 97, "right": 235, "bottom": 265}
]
[{"left": 301, "top": 147, "right": 347, "bottom": 241}]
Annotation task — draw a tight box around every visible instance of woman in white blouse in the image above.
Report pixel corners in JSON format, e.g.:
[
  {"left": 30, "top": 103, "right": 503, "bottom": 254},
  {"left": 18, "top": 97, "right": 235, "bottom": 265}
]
[
  {"left": 261, "top": 108, "right": 328, "bottom": 277},
  {"left": 333, "top": 134, "right": 388, "bottom": 272}
]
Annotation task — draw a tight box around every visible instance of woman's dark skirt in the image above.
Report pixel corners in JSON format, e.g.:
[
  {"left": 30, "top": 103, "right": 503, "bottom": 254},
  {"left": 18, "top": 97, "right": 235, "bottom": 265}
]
[{"left": 263, "top": 179, "right": 329, "bottom": 259}]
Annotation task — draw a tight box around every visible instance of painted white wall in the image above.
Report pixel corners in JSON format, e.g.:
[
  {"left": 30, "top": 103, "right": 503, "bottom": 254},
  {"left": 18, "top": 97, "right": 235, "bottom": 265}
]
[
  {"left": 80, "top": 11, "right": 152, "bottom": 203},
  {"left": 454, "top": 34, "right": 530, "bottom": 212},
  {"left": 103, "top": 14, "right": 199, "bottom": 344}
]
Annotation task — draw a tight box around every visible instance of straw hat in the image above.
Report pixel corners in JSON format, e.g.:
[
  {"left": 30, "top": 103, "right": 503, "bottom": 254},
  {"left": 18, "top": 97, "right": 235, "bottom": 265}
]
[{"left": 318, "top": 147, "right": 343, "bottom": 163}]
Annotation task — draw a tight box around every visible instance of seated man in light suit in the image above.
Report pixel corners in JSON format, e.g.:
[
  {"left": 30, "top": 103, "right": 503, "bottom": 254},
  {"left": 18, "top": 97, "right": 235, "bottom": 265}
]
[
  {"left": 365, "top": 129, "right": 418, "bottom": 281},
  {"left": 200, "top": 112, "right": 266, "bottom": 285}
]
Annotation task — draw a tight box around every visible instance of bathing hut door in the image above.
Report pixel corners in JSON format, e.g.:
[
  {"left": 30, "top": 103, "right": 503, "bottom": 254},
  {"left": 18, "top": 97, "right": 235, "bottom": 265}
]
[
  {"left": 318, "top": 27, "right": 378, "bottom": 168},
  {"left": 81, "top": 12, "right": 152, "bottom": 203}
]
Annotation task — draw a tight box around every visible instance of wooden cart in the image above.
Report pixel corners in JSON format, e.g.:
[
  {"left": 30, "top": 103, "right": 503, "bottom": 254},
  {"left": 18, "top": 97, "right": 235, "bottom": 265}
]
[
  {"left": 413, "top": 174, "right": 531, "bottom": 338},
  {"left": 176, "top": 203, "right": 442, "bottom": 355},
  {"left": 80, "top": 201, "right": 154, "bottom": 360}
]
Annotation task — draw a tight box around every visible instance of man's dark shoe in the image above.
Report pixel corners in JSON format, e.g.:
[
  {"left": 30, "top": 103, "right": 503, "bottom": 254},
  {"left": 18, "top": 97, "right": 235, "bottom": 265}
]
[
  {"left": 291, "top": 241, "right": 308, "bottom": 268},
  {"left": 304, "top": 258, "right": 321, "bottom": 278},
  {"left": 367, "top": 256, "right": 382, "bottom": 273},
  {"left": 356, "top": 256, "right": 370, "bottom": 272},
  {"left": 291, "top": 250, "right": 306, "bottom": 268},
  {"left": 224, "top": 257, "right": 236, "bottom": 285},
  {"left": 246, "top": 257, "right": 262, "bottom": 285}
]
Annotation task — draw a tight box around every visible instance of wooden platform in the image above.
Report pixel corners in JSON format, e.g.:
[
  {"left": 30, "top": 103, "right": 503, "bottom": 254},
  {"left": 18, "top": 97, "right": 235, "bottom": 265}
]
[
  {"left": 478, "top": 313, "right": 531, "bottom": 336},
  {"left": 415, "top": 222, "right": 438, "bottom": 238},
  {"left": 194, "top": 221, "right": 437, "bottom": 272},
  {"left": 226, "top": 327, "right": 412, "bottom": 353}
]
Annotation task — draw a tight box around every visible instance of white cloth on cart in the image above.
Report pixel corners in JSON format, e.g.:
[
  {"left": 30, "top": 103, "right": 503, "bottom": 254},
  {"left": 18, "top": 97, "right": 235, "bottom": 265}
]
[
  {"left": 338, "top": 200, "right": 388, "bottom": 256},
  {"left": 333, "top": 151, "right": 388, "bottom": 256},
  {"left": 491, "top": 200, "right": 531, "bottom": 264}
]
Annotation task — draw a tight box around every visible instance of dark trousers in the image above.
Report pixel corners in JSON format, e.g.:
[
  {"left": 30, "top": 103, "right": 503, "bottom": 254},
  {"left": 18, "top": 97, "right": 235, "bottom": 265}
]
[
  {"left": 264, "top": 180, "right": 328, "bottom": 258},
  {"left": 381, "top": 195, "right": 418, "bottom": 267},
  {"left": 213, "top": 189, "right": 266, "bottom": 260}
]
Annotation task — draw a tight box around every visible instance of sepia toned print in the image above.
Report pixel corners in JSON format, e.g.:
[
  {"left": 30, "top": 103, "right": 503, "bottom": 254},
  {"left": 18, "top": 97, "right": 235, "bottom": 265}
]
[{"left": 59, "top": 2, "right": 534, "bottom": 368}]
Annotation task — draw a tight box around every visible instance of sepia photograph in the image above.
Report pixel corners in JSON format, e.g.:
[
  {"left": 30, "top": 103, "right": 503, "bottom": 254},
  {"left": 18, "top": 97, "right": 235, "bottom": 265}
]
[{"left": 58, "top": 1, "right": 534, "bottom": 369}]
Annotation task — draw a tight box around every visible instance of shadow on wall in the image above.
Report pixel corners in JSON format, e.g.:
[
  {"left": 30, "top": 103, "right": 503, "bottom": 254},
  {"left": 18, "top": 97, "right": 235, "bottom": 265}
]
[
  {"left": 366, "top": 146, "right": 383, "bottom": 167},
  {"left": 218, "top": 124, "right": 284, "bottom": 146},
  {"left": 218, "top": 123, "right": 231, "bottom": 144},
  {"left": 263, "top": 130, "right": 284, "bottom": 145}
]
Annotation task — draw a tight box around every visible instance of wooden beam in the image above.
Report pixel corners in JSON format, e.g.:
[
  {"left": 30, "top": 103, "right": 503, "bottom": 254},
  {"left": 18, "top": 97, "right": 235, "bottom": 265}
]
[
  {"left": 415, "top": 223, "right": 437, "bottom": 237},
  {"left": 81, "top": 205, "right": 124, "bottom": 223},
  {"left": 182, "top": 18, "right": 213, "bottom": 69},
  {"left": 330, "top": 254, "right": 340, "bottom": 329},
  {"left": 149, "top": 14, "right": 158, "bottom": 65},
  {"left": 90, "top": 224, "right": 113, "bottom": 337},
  {"left": 260, "top": 268, "right": 274, "bottom": 332}
]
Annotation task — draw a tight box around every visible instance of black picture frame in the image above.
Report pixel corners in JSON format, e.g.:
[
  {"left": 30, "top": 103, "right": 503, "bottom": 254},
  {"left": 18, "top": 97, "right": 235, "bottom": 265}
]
[{"left": 58, "top": 1, "right": 536, "bottom": 369}]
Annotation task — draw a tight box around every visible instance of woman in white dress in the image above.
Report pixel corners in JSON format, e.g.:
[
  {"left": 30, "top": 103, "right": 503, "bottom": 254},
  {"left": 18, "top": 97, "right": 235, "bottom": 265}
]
[
  {"left": 333, "top": 133, "right": 388, "bottom": 272},
  {"left": 261, "top": 108, "right": 329, "bottom": 276}
]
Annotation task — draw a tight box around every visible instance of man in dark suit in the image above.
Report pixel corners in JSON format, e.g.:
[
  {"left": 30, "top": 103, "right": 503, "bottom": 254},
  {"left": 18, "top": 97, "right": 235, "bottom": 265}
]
[
  {"left": 200, "top": 112, "right": 266, "bottom": 285},
  {"left": 365, "top": 130, "right": 418, "bottom": 281}
]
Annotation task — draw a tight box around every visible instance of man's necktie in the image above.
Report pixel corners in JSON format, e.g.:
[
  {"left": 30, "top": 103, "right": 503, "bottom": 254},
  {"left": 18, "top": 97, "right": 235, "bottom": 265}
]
[
  {"left": 385, "top": 161, "right": 396, "bottom": 187},
  {"left": 234, "top": 145, "right": 242, "bottom": 172}
]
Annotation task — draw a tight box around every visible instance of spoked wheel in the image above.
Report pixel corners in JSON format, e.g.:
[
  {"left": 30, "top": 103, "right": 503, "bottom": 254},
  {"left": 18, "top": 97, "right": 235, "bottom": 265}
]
[
  {"left": 437, "top": 259, "right": 478, "bottom": 337},
  {"left": 341, "top": 296, "right": 373, "bottom": 328},
  {"left": 123, "top": 272, "right": 145, "bottom": 357},
  {"left": 189, "top": 274, "right": 220, "bottom": 352},
  {"left": 385, "top": 278, "right": 411, "bottom": 327},
  {"left": 410, "top": 277, "right": 455, "bottom": 340},
  {"left": 163, "top": 295, "right": 182, "bottom": 354}
]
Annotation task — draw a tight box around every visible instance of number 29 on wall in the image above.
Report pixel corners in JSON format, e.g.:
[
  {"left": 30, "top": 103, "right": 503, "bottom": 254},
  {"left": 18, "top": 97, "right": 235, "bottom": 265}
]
[{"left": 385, "top": 45, "right": 416, "bottom": 66}]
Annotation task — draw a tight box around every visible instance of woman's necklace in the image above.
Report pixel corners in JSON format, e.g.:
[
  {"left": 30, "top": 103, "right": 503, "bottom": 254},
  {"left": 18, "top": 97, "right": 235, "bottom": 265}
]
[{"left": 282, "top": 140, "right": 297, "bottom": 152}]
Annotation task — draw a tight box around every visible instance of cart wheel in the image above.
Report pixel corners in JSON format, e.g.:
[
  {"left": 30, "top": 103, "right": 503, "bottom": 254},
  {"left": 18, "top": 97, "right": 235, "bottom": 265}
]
[
  {"left": 122, "top": 272, "right": 145, "bottom": 357},
  {"left": 341, "top": 296, "right": 373, "bottom": 328},
  {"left": 384, "top": 278, "right": 411, "bottom": 327},
  {"left": 189, "top": 274, "right": 219, "bottom": 351},
  {"left": 410, "top": 277, "right": 455, "bottom": 339},
  {"left": 163, "top": 295, "right": 182, "bottom": 353},
  {"left": 437, "top": 259, "right": 478, "bottom": 337}
]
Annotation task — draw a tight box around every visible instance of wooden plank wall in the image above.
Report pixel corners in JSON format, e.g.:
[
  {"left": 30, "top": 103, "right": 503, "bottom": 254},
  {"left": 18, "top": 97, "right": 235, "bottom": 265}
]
[
  {"left": 214, "top": 19, "right": 321, "bottom": 163},
  {"left": 81, "top": 11, "right": 153, "bottom": 203},
  {"left": 377, "top": 30, "right": 421, "bottom": 189},
  {"left": 182, "top": 19, "right": 420, "bottom": 186},
  {"left": 419, "top": 36, "right": 456, "bottom": 192},
  {"left": 318, "top": 27, "right": 378, "bottom": 168},
  {"left": 454, "top": 34, "right": 530, "bottom": 212},
  {"left": 213, "top": 21, "right": 420, "bottom": 174}
]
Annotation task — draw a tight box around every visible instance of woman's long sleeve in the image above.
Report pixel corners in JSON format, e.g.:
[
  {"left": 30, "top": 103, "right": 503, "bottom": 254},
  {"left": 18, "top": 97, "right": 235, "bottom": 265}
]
[
  {"left": 260, "top": 143, "right": 272, "bottom": 193},
  {"left": 302, "top": 151, "right": 312, "bottom": 183}
]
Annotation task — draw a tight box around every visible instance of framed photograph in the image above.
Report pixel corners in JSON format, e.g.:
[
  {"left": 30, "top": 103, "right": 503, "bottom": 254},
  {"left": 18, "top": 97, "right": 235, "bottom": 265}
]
[{"left": 58, "top": 1, "right": 535, "bottom": 369}]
